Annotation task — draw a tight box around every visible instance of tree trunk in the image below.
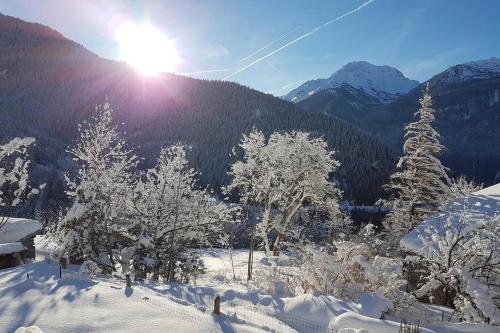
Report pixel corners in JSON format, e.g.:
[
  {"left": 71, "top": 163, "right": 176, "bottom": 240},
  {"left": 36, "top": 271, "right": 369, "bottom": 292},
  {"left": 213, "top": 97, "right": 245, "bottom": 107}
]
[
  {"left": 248, "top": 221, "right": 255, "bottom": 280},
  {"left": 272, "top": 233, "right": 281, "bottom": 256}
]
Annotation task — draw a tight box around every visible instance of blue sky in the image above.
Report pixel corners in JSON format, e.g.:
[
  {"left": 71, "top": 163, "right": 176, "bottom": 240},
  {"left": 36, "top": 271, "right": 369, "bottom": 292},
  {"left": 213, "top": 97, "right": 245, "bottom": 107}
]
[{"left": 1, "top": 0, "right": 499, "bottom": 95}]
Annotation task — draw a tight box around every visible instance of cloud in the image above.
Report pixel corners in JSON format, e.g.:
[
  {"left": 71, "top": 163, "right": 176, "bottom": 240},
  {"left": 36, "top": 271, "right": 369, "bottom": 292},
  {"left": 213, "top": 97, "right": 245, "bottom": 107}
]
[
  {"left": 201, "top": 44, "right": 230, "bottom": 59},
  {"left": 223, "top": 0, "right": 376, "bottom": 80}
]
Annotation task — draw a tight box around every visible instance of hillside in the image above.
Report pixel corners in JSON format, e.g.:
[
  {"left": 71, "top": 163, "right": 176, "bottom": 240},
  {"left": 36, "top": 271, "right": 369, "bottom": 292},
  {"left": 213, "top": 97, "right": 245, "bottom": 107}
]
[
  {"left": 0, "top": 13, "right": 396, "bottom": 209},
  {"left": 297, "top": 61, "right": 500, "bottom": 185}
]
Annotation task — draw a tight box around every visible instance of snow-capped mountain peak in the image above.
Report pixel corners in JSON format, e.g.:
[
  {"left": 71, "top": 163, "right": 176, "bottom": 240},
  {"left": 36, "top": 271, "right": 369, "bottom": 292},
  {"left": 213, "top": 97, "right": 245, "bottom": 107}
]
[
  {"left": 432, "top": 57, "right": 500, "bottom": 85},
  {"left": 284, "top": 61, "right": 419, "bottom": 103}
]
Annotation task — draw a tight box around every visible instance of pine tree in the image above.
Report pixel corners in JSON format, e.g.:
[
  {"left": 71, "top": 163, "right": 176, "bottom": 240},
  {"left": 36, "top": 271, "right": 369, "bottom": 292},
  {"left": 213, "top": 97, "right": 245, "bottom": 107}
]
[{"left": 386, "top": 86, "right": 450, "bottom": 233}]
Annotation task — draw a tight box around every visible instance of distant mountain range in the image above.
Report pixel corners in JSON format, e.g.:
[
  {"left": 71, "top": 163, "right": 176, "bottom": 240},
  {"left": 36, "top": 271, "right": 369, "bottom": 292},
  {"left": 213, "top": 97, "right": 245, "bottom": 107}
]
[
  {"left": 0, "top": 12, "right": 397, "bottom": 213},
  {"left": 290, "top": 58, "right": 500, "bottom": 185},
  {"left": 284, "top": 61, "right": 419, "bottom": 103}
]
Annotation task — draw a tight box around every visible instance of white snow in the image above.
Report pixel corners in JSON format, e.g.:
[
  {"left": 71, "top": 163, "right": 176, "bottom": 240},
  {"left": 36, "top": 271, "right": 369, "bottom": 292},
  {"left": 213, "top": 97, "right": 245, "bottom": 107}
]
[
  {"left": 0, "top": 262, "right": 267, "bottom": 333},
  {"left": 284, "top": 61, "right": 419, "bottom": 103},
  {"left": 330, "top": 312, "right": 435, "bottom": 333},
  {"left": 0, "top": 241, "right": 25, "bottom": 255},
  {"left": 435, "top": 57, "right": 500, "bottom": 84},
  {"left": 14, "top": 326, "right": 44, "bottom": 333},
  {"left": 0, "top": 217, "right": 42, "bottom": 243},
  {"left": 400, "top": 183, "right": 500, "bottom": 257},
  {"left": 1, "top": 242, "right": 496, "bottom": 333}
]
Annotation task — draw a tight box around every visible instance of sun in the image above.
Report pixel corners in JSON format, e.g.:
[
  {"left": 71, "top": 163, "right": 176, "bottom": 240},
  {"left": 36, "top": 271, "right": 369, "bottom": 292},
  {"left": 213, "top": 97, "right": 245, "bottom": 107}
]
[{"left": 115, "top": 22, "right": 180, "bottom": 76}]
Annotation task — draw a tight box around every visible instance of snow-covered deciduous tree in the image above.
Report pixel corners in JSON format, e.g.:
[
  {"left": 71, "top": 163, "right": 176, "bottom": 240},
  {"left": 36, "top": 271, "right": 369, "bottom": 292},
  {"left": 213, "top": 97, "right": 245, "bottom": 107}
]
[
  {"left": 226, "top": 129, "right": 341, "bottom": 256},
  {"left": 130, "top": 144, "right": 239, "bottom": 281},
  {"left": 415, "top": 213, "right": 500, "bottom": 324},
  {"left": 385, "top": 86, "right": 450, "bottom": 234},
  {"left": 58, "top": 102, "right": 138, "bottom": 271},
  {"left": 0, "top": 137, "right": 43, "bottom": 230}
]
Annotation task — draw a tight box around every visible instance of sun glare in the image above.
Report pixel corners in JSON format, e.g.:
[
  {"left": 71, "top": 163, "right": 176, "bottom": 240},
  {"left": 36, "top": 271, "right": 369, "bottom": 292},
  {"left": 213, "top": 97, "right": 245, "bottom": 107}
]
[{"left": 115, "top": 22, "right": 180, "bottom": 76}]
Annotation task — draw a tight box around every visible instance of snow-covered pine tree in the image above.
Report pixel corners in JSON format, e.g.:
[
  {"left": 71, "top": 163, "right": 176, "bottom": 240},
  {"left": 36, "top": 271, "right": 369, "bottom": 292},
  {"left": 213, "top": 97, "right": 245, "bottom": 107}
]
[
  {"left": 130, "top": 144, "right": 237, "bottom": 281},
  {"left": 226, "top": 129, "right": 342, "bottom": 256},
  {"left": 58, "top": 102, "right": 138, "bottom": 271},
  {"left": 386, "top": 86, "right": 450, "bottom": 233}
]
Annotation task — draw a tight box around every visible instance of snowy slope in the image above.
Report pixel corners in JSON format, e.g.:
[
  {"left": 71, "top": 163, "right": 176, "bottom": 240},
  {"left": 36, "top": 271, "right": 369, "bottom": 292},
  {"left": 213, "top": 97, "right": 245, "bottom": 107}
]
[
  {"left": 433, "top": 57, "right": 500, "bottom": 85},
  {"left": 401, "top": 183, "right": 500, "bottom": 257},
  {"left": 284, "top": 61, "right": 419, "bottom": 103}
]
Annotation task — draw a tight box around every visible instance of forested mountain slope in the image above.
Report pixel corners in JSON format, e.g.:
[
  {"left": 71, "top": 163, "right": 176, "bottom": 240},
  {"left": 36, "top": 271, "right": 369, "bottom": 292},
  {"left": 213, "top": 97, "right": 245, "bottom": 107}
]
[
  {"left": 0, "top": 13, "right": 396, "bottom": 210},
  {"left": 298, "top": 61, "right": 500, "bottom": 185}
]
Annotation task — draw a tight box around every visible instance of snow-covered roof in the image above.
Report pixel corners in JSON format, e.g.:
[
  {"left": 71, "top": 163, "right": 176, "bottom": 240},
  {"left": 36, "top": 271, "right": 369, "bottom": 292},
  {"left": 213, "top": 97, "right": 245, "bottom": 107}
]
[
  {"left": 400, "top": 183, "right": 500, "bottom": 257},
  {"left": 0, "top": 217, "right": 42, "bottom": 243},
  {"left": 0, "top": 241, "right": 25, "bottom": 255}
]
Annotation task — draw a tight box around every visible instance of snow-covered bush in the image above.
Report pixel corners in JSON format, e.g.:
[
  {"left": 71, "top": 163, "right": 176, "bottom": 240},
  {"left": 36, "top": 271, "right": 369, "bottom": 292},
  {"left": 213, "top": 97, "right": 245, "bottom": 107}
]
[
  {"left": 14, "top": 326, "right": 44, "bottom": 333},
  {"left": 415, "top": 212, "right": 500, "bottom": 324},
  {"left": 253, "top": 265, "right": 292, "bottom": 297},
  {"left": 288, "top": 225, "right": 414, "bottom": 309},
  {"left": 178, "top": 253, "right": 206, "bottom": 284},
  {"left": 79, "top": 260, "right": 101, "bottom": 279},
  {"left": 446, "top": 176, "right": 483, "bottom": 202}
]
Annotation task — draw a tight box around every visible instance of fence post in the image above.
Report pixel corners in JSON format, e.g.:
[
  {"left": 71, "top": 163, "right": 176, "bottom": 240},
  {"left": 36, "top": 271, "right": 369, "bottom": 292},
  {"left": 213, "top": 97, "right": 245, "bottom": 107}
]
[
  {"left": 213, "top": 295, "right": 221, "bottom": 315},
  {"left": 59, "top": 265, "right": 62, "bottom": 279},
  {"left": 126, "top": 274, "right": 131, "bottom": 288}
]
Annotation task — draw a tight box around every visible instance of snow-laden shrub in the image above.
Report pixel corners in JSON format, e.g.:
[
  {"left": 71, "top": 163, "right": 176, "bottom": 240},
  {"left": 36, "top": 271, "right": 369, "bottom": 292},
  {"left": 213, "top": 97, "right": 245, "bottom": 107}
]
[
  {"left": 288, "top": 225, "right": 415, "bottom": 309},
  {"left": 253, "top": 265, "right": 292, "bottom": 297},
  {"left": 15, "top": 326, "right": 43, "bottom": 333},
  {"left": 79, "top": 260, "right": 100, "bottom": 279},
  {"left": 447, "top": 176, "right": 483, "bottom": 202},
  {"left": 178, "top": 254, "right": 206, "bottom": 284},
  {"left": 415, "top": 213, "right": 500, "bottom": 324}
]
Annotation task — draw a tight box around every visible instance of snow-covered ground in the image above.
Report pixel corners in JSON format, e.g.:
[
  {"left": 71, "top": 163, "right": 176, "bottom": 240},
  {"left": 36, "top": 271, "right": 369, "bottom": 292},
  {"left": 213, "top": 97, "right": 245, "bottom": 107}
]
[
  {"left": 0, "top": 238, "right": 497, "bottom": 333},
  {"left": 0, "top": 261, "right": 268, "bottom": 333}
]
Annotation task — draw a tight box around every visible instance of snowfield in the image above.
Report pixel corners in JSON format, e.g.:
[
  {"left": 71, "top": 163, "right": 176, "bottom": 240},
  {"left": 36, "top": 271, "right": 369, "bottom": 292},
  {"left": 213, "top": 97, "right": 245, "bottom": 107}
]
[{"left": 0, "top": 239, "right": 497, "bottom": 333}]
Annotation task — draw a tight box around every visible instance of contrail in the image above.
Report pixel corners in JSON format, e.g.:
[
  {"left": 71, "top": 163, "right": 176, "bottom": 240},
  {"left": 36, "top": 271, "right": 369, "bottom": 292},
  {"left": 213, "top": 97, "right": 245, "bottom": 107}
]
[
  {"left": 179, "top": 68, "right": 231, "bottom": 75},
  {"left": 238, "top": 27, "right": 300, "bottom": 63},
  {"left": 224, "top": 0, "right": 375, "bottom": 80}
]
